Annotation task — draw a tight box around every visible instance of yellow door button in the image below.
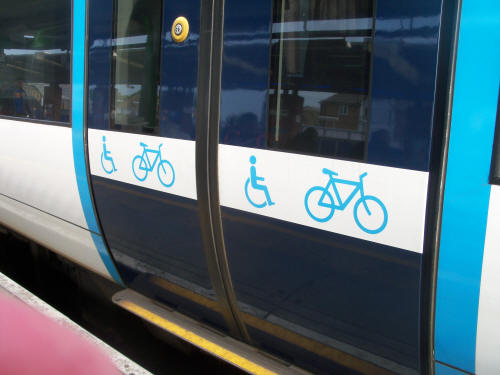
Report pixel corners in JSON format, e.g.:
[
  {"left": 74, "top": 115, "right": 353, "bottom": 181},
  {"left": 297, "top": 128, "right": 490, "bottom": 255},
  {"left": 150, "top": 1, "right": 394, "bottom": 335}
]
[{"left": 171, "top": 17, "right": 189, "bottom": 43}]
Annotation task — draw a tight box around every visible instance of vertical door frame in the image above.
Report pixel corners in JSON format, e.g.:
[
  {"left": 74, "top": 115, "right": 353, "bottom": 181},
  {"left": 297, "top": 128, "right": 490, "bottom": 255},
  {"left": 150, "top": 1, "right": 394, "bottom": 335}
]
[{"left": 195, "top": 0, "right": 250, "bottom": 341}]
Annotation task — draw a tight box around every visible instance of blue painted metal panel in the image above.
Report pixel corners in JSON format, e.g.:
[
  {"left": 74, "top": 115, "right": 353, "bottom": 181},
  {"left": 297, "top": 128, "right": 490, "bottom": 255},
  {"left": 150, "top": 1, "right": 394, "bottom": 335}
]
[
  {"left": 72, "top": 0, "right": 123, "bottom": 284},
  {"left": 92, "top": 176, "right": 211, "bottom": 290},
  {"left": 222, "top": 206, "right": 421, "bottom": 370},
  {"left": 91, "top": 176, "right": 228, "bottom": 330},
  {"left": 435, "top": 362, "right": 470, "bottom": 375},
  {"left": 435, "top": 0, "right": 500, "bottom": 371},
  {"left": 367, "top": 0, "right": 442, "bottom": 171},
  {"left": 90, "top": 233, "right": 124, "bottom": 284},
  {"left": 87, "top": 0, "right": 113, "bottom": 131},
  {"left": 158, "top": 1, "right": 200, "bottom": 140},
  {"left": 219, "top": 0, "right": 271, "bottom": 149}
]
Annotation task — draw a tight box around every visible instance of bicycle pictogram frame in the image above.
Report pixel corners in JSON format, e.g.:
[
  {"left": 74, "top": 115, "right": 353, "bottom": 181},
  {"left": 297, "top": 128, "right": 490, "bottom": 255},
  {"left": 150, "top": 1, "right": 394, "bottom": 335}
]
[
  {"left": 132, "top": 142, "right": 175, "bottom": 188},
  {"left": 304, "top": 169, "right": 388, "bottom": 234}
]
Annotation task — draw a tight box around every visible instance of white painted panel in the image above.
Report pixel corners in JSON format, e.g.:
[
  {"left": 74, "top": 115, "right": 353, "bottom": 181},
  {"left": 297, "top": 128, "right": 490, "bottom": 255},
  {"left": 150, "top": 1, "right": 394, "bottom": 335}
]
[
  {"left": 0, "top": 193, "right": 111, "bottom": 280},
  {"left": 88, "top": 128, "right": 429, "bottom": 252},
  {"left": 0, "top": 119, "right": 87, "bottom": 228},
  {"left": 88, "top": 129, "right": 196, "bottom": 199},
  {"left": 476, "top": 185, "right": 500, "bottom": 374},
  {"left": 219, "top": 145, "right": 429, "bottom": 253}
]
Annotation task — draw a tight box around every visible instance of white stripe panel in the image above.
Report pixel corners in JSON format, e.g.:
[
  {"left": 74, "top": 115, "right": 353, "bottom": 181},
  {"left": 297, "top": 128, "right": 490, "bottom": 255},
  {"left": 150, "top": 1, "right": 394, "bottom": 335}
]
[
  {"left": 0, "top": 193, "right": 111, "bottom": 280},
  {"left": 88, "top": 128, "right": 429, "bottom": 252},
  {"left": 476, "top": 184, "right": 500, "bottom": 374},
  {"left": 219, "top": 145, "right": 429, "bottom": 253},
  {"left": 88, "top": 129, "right": 196, "bottom": 199},
  {"left": 0, "top": 119, "right": 87, "bottom": 228}
]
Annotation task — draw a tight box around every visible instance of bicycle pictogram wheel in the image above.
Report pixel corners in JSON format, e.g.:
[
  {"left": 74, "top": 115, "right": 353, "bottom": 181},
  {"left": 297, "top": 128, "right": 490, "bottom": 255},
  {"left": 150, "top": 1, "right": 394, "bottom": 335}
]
[
  {"left": 157, "top": 160, "right": 175, "bottom": 187},
  {"left": 132, "top": 155, "right": 148, "bottom": 181},
  {"left": 245, "top": 178, "right": 266, "bottom": 208},
  {"left": 353, "top": 196, "right": 388, "bottom": 234},
  {"left": 101, "top": 152, "right": 114, "bottom": 174},
  {"left": 304, "top": 186, "right": 335, "bottom": 223}
]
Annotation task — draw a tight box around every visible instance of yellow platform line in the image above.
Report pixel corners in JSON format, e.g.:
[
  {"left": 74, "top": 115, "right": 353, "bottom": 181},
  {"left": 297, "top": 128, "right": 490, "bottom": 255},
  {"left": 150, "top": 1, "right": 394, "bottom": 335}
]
[{"left": 118, "top": 299, "right": 277, "bottom": 375}]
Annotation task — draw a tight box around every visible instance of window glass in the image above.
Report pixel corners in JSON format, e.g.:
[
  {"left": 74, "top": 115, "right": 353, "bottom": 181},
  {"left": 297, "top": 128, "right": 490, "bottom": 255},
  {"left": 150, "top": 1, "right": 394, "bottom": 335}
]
[
  {"left": 0, "top": 0, "right": 71, "bottom": 123},
  {"left": 111, "top": 0, "right": 162, "bottom": 134},
  {"left": 268, "top": 0, "right": 373, "bottom": 160}
]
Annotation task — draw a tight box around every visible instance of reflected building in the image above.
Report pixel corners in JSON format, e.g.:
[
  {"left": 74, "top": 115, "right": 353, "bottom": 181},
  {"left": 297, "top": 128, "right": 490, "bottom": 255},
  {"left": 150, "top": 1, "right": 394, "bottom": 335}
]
[{"left": 267, "top": 0, "right": 372, "bottom": 161}]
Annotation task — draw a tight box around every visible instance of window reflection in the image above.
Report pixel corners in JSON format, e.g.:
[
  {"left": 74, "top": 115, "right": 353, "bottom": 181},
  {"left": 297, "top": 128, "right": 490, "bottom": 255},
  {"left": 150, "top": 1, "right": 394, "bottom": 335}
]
[
  {"left": 111, "top": 0, "right": 162, "bottom": 134},
  {"left": 268, "top": 0, "right": 373, "bottom": 160},
  {"left": 0, "top": 1, "right": 71, "bottom": 123}
]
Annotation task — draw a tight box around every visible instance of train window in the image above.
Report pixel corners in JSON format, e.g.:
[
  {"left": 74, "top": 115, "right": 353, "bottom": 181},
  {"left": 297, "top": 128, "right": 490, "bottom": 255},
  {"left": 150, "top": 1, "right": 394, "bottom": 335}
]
[
  {"left": 489, "top": 90, "right": 500, "bottom": 184},
  {"left": 0, "top": 0, "right": 71, "bottom": 123},
  {"left": 110, "top": 0, "right": 162, "bottom": 134},
  {"left": 267, "top": 0, "right": 373, "bottom": 160}
]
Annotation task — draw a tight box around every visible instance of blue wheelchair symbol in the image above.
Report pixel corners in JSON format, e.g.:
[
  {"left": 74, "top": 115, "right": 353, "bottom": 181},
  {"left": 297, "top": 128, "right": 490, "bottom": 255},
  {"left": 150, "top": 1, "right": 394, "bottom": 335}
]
[
  {"left": 101, "top": 136, "right": 117, "bottom": 174},
  {"left": 304, "top": 169, "right": 388, "bottom": 234},
  {"left": 244, "top": 155, "right": 275, "bottom": 208},
  {"left": 132, "top": 142, "right": 175, "bottom": 188}
]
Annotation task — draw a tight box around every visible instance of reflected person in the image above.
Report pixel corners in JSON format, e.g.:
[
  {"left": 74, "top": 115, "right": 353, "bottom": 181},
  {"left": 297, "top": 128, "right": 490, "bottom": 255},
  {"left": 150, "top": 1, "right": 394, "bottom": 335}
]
[{"left": 13, "top": 80, "right": 31, "bottom": 117}]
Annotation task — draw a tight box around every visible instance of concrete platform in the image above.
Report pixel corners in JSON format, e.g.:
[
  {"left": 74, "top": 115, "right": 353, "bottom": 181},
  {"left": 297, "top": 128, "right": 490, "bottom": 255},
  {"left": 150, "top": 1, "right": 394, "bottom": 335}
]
[{"left": 0, "top": 271, "right": 152, "bottom": 375}]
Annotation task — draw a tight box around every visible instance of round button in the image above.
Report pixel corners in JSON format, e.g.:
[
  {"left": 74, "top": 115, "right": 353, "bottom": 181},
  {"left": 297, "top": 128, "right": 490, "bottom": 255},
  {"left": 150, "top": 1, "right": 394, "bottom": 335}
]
[
  {"left": 174, "top": 23, "right": 183, "bottom": 36},
  {"left": 171, "top": 17, "right": 189, "bottom": 43}
]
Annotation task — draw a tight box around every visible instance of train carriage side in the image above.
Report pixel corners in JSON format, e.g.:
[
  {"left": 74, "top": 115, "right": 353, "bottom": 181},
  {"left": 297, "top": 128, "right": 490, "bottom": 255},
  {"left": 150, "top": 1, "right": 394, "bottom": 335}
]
[
  {"left": 0, "top": 0, "right": 121, "bottom": 281},
  {"left": 0, "top": 0, "right": 500, "bottom": 375}
]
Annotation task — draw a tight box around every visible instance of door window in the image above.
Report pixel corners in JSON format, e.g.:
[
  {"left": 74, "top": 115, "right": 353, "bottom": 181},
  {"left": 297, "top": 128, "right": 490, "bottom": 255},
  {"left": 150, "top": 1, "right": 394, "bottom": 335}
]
[
  {"left": 268, "top": 0, "right": 373, "bottom": 159},
  {"left": 111, "top": 0, "right": 162, "bottom": 134}
]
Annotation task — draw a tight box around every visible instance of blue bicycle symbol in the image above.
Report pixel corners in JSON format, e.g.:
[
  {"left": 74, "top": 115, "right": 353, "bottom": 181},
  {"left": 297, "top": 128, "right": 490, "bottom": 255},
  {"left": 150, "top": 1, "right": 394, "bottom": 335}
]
[
  {"left": 304, "top": 169, "right": 388, "bottom": 234},
  {"left": 132, "top": 142, "right": 175, "bottom": 188},
  {"left": 101, "top": 136, "right": 117, "bottom": 174},
  {"left": 244, "top": 155, "right": 275, "bottom": 208}
]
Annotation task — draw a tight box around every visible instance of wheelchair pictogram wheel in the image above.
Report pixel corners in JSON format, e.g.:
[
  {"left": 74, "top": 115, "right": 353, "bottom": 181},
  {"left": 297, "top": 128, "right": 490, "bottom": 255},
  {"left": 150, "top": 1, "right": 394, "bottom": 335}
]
[
  {"left": 101, "top": 152, "right": 114, "bottom": 174},
  {"left": 245, "top": 178, "right": 267, "bottom": 208}
]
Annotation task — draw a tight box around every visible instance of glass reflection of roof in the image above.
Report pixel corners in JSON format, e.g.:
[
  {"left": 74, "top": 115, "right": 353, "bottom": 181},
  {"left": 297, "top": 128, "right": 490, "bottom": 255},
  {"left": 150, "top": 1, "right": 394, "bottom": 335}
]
[
  {"left": 90, "top": 35, "right": 148, "bottom": 49},
  {"left": 115, "top": 84, "right": 142, "bottom": 96},
  {"left": 114, "top": 35, "right": 148, "bottom": 46},
  {"left": 376, "top": 15, "right": 440, "bottom": 32},
  {"left": 272, "top": 18, "right": 373, "bottom": 33},
  {"left": 3, "top": 49, "right": 68, "bottom": 56},
  {"left": 271, "top": 36, "right": 370, "bottom": 43}
]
